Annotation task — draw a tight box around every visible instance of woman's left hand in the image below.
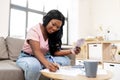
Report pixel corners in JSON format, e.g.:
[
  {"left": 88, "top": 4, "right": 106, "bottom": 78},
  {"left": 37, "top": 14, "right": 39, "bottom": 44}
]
[
  {"left": 70, "top": 46, "right": 81, "bottom": 55},
  {"left": 74, "top": 46, "right": 81, "bottom": 55}
]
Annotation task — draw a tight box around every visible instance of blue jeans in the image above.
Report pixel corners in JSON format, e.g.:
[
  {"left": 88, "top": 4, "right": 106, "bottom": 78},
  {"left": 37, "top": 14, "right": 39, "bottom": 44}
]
[{"left": 16, "top": 52, "right": 70, "bottom": 80}]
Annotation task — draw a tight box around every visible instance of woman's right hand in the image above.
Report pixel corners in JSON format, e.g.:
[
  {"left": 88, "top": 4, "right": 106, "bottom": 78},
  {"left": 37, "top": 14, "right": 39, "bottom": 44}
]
[{"left": 46, "top": 62, "right": 59, "bottom": 72}]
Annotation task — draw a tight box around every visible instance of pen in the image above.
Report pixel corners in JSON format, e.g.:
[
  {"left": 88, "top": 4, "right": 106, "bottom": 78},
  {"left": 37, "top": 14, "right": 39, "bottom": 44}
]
[
  {"left": 50, "top": 56, "right": 59, "bottom": 70},
  {"left": 50, "top": 56, "right": 56, "bottom": 63}
]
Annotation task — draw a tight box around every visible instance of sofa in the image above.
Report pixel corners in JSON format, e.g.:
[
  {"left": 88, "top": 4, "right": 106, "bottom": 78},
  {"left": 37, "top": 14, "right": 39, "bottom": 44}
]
[{"left": 0, "top": 36, "right": 75, "bottom": 80}]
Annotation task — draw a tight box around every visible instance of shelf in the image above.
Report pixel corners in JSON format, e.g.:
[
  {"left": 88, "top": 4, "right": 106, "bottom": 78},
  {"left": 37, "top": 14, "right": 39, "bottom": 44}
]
[{"left": 76, "top": 40, "right": 120, "bottom": 63}]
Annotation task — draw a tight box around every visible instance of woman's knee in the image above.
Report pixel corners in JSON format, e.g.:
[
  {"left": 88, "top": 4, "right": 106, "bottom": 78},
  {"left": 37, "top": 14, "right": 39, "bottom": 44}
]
[
  {"left": 62, "top": 57, "right": 71, "bottom": 66},
  {"left": 17, "top": 57, "right": 42, "bottom": 72},
  {"left": 54, "top": 56, "right": 71, "bottom": 66},
  {"left": 28, "top": 62, "right": 41, "bottom": 72}
]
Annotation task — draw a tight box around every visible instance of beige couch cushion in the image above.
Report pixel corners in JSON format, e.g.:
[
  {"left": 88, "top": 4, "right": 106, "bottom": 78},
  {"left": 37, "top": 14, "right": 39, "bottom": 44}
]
[
  {"left": 0, "top": 37, "right": 8, "bottom": 59},
  {"left": 0, "top": 60, "right": 24, "bottom": 80},
  {"left": 6, "top": 37, "right": 24, "bottom": 61}
]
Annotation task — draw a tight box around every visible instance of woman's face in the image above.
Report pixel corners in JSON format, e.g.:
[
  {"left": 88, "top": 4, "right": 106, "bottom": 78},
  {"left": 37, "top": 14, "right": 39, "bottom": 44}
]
[{"left": 46, "top": 19, "right": 62, "bottom": 34}]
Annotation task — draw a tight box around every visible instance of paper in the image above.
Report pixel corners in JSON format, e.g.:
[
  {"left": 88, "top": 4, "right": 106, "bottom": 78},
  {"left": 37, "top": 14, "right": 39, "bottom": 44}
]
[
  {"left": 41, "top": 68, "right": 107, "bottom": 76},
  {"left": 57, "top": 68, "right": 85, "bottom": 76},
  {"left": 42, "top": 67, "right": 85, "bottom": 76},
  {"left": 97, "top": 69, "right": 107, "bottom": 75}
]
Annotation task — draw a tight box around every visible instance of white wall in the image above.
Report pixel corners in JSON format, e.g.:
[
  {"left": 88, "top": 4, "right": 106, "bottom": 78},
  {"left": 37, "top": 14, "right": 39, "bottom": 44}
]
[
  {"left": 91, "top": 0, "right": 120, "bottom": 40},
  {"left": 78, "top": 0, "right": 92, "bottom": 38},
  {"left": 0, "top": 0, "right": 10, "bottom": 37},
  {"left": 68, "top": 0, "right": 80, "bottom": 44},
  {"left": 74, "top": 0, "right": 120, "bottom": 41},
  {"left": 68, "top": 0, "right": 92, "bottom": 44}
]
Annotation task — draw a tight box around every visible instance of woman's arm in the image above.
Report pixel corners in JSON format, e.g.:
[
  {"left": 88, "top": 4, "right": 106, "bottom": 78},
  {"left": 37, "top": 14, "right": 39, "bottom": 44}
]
[
  {"left": 54, "top": 47, "right": 81, "bottom": 56},
  {"left": 54, "top": 49, "right": 72, "bottom": 56},
  {"left": 28, "top": 39, "right": 59, "bottom": 72}
]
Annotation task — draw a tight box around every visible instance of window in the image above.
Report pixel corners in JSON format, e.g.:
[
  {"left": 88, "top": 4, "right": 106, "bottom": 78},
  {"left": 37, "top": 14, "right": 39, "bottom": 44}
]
[{"left": 9, "top": 0, "right": 69, "bottom": 44}]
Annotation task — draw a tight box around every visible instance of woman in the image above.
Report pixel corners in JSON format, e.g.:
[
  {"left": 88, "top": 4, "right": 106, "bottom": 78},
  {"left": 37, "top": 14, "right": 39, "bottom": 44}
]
[{"left": 16, "top": 9, "right": 80, "bottom": 80}]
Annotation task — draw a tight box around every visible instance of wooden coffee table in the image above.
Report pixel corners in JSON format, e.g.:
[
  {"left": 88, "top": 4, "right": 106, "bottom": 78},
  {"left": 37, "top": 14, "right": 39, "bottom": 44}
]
[{"left": 41, "top": 66, "right": 112, "bottom": 80}]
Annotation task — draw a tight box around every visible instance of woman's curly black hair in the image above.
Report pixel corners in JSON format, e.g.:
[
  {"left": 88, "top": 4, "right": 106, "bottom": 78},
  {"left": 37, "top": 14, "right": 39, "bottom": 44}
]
[{"left": 43, "top": 9, "right": 65, "bottom": 56}]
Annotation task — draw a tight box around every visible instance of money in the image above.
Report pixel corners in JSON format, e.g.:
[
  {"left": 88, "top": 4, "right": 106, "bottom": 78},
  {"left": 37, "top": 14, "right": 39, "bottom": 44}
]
[{"left": 75, "top": 38, "right": 85, "bottom": 47}]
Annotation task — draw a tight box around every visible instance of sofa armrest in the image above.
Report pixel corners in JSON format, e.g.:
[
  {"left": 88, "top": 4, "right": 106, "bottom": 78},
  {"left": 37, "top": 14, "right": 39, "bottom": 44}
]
[
  {"left": 67, "top": 54, "right": 75, "bottom": 66},
  {"left": 61, "top": 45, "right": 75, "bottom": 66}
]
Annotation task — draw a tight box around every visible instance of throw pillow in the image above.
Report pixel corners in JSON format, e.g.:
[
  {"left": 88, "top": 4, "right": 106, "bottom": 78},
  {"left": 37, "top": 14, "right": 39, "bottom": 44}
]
[
  {"left": 0, "top": 37, "right": 9, "bottom": 59},
  {"left": 6, "top": 36, "right": 24, "bottom": 61}
]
